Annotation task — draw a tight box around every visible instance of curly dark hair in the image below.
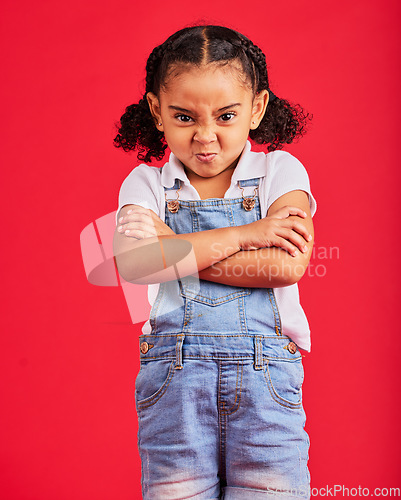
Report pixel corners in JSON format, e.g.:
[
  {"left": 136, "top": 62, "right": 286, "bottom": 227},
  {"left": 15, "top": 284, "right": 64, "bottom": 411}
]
[{"left": 114, "top": 25, "right": 311, "bottom": 163}]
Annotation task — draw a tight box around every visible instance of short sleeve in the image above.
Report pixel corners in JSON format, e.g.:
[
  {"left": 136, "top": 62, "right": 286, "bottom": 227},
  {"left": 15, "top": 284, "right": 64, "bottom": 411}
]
[
  {"left": 266, "top": 151, "right": 317, "bottom": 217},
  {"left": 115, "top": 164, "right": 162, "bottom": 225}
]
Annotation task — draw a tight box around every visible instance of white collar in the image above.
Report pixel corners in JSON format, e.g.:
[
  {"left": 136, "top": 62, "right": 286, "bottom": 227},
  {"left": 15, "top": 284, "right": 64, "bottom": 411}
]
[{"left": 160, "top": 140, "right": 267, "bottom": 188}]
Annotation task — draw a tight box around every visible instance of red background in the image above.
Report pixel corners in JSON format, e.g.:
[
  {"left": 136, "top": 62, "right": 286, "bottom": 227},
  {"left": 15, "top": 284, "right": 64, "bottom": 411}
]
[{"left": 1, "top": 0, "right": 400, "bottom": 498}]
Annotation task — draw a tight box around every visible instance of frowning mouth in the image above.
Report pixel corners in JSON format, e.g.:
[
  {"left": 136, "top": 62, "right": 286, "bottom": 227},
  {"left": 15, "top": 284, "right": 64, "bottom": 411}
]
[{"left": 195, "top": 153, "right": 217, "bottom": 163}]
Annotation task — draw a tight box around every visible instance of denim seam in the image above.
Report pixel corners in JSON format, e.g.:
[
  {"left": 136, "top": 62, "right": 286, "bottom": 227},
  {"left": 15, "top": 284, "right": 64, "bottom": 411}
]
[
  {"left": 267, "top": 288, "right": 281, "bottom": 336},
  {"left": 296, "top": 445, "right": 302, "bottom": 489},
  {"left": 270, "top": 288, "right": 283, "bottom": 335},
  {"left": 273, "top": 288, "right": 283, "bottom": 335},
  {"left": 218, "top": 361, "right": 226, "bottom": 481},
  {"left": 190, "top": 203, "right": 199, "bottom": 233},
  {"left": 141, "top": 447, "right": 149, "bottom": 499},
  {"left": 238, "top": 294, "right": 248, "bottom": 333},
  {"left": 140, "top": 354, "right": 301, "bottom": 361},
  {"left": 137, "top": 360, "right": 176, "bottom": 410},
  {"left": 221, "top": 362, "right": 243, "bottom": 416},
  {"left": 140, "top": 333, "right": 289, "bottom": 339},
  {"left": 180, "top": 289, "right": 251, "bottom": 306},
  {"left": 305, "top": 433, "right": 311, "bottom": 488},
  {"left": 137, "top": 409, "right": 147, "bottom": 497},
  {"left": 149, "top": 282, "right": 165, "bottom": 334},
  {"left": 175, "top": 334, "right": 185, "bottom": 369},
  {"left": 254, "top": 336, "right": 263, "bottom": 370},
  {"left": 227, "top": 202, "right": 235, "bottom": 227},
  {"left": 253, "top": 194, "right": 262, "bottom": 223},
  {"left": 263, "top": 360, "right": 303, "bottom": 409},
  {"left": 172, "top": 198, "right": 248, "bottom": 207},
  {"left": 181, "top": 282, "right": 193, "bottom": 334}
]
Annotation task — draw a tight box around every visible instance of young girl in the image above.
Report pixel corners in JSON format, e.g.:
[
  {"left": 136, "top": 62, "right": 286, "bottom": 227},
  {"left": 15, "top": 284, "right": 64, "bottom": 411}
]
[{"left": 113, "top": 25, "right": 316, "bottom": 500}]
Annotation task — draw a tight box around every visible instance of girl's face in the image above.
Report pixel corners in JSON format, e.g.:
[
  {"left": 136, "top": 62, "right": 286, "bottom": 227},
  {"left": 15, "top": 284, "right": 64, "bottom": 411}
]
[{"left": 147, "top": 63, "right": 268, "bottom": 183}]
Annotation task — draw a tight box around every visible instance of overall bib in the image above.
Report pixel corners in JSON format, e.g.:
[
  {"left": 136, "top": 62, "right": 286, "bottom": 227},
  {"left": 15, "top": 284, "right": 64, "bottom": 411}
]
[{"left": 135, "top": 178, "right": 310, "bottom": 500}]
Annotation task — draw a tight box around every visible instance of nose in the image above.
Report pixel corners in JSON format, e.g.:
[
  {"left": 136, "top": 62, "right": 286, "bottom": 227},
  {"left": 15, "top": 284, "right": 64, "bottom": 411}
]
[{"left": 193, "top": 126, "right": 217, "bottom": 145}]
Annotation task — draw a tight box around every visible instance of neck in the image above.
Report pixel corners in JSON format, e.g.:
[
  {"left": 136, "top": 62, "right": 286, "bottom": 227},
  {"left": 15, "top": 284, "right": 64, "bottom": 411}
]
[{"left": 184, "top": 162, "right": 239, "bottom": 200}]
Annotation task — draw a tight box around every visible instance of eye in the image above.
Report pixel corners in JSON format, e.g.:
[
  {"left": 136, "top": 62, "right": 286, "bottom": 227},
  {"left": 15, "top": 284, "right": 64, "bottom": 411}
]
[
  {"left": 219, "top": 112, "right": 236, "bottom": 122},
  {"left": 175, "top": 114, "right": 193, "bottom": 123}
]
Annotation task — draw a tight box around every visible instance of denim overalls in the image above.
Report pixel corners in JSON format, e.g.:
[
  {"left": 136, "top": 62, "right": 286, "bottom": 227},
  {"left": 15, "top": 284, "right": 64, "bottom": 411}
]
[{"left": 135, "top": 178, "right": 310, "bottom": 500}]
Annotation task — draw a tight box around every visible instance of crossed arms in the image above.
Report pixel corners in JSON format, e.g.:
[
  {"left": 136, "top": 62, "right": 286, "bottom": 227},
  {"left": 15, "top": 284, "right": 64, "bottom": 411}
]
[{"left": 113, "top": 190, "right": 314, "bottom": 288}]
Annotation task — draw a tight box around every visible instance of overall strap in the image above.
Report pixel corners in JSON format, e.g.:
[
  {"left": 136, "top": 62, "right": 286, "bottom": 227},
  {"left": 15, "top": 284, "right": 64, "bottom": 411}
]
[
  {"left": 238, "top": 178, "right": 261, "bottom": 212},
  {"left": 164, "top": 179, "right": 181, "bottom": 191},
  {"left": 165, "top": 178, "right": 261, "bottom": 190},
  {"left": 238, "top": 178, "right": 261, "bottom": 188},
  {"left": 165, "top": 178, "right": 260, "bottom": 190},
  {"left": 164, "top": 179, "right": 182, "bottom": 215}
]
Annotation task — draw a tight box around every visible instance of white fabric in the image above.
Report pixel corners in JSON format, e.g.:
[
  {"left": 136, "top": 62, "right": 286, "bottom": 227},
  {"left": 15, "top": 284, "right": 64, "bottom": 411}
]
[{"left": 116, "top": 141, "right": 317, "bottom": 351}]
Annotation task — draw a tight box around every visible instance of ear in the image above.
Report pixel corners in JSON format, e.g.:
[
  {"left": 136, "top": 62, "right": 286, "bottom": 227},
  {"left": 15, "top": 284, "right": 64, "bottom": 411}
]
[
  {"left": 250, "top": 90, "right": 269, "bottom": 130},
  {"left": 146, "top": 92, "right": 164, "bottom": 131}
]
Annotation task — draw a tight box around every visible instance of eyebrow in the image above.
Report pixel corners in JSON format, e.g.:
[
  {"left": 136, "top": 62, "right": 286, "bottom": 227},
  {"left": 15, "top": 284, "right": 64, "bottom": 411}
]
[{"left": 168, "top": 103, "right": 241, "bottom": 115}]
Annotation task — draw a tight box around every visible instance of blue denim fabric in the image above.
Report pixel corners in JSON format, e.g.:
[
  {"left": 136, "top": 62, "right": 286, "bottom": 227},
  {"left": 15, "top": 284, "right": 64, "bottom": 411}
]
[{"left": 135, "top": 178, "right": 310, "bottom": 499}]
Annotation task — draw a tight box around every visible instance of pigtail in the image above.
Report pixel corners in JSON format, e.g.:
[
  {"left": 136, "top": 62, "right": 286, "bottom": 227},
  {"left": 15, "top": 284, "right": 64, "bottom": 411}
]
[
  {"left": 250, "top": 98, "right": 311, "bottom": 151},
  {"left": 240, "top": 36, "right": 312, "bottom": 151},
  {"left": 113, "top": 97, "right": 166, "bottom": 162},
  {"left": 113, "top": 44, "right": 168, "bottom": 163}
]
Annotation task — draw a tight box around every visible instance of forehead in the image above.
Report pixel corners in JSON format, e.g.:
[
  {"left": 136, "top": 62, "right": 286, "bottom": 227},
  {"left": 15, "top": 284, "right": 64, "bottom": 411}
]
[{"left": 160, "top": 62, "right": 253, "bottom": 106}]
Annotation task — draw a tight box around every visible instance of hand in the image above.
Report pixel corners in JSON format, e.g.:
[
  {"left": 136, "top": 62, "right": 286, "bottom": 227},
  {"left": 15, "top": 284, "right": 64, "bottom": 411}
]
[
  {"left": 237, "top": 205, "right": 312, "bottom": 256},
  {"left": 116, "top": 205, "right": 176, "bottom": 239}
]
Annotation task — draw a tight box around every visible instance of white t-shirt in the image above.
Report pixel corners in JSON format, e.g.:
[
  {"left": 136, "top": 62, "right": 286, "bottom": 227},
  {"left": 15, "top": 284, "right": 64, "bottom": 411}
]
[{"left": 116, "top": 140, "right": 317, "bottom": 351}]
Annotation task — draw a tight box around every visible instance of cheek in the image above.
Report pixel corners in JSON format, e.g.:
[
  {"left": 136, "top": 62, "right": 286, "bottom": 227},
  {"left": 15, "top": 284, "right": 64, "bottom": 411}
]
[
  {"left": 163, "top": 128, "right": 190, "bottom": 151},
  {"left": 226, "top": 122, "right": 252, "bottom": 143}
]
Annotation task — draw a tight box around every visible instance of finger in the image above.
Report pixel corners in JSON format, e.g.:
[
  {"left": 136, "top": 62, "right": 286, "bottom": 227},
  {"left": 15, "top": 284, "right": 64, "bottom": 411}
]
[
  {"left": 115, "top": 225, "right": 144, "bottom": 238},
  {"left": 269, "top": 236, "right": 299, "bottom": 257},
  {"left": 278, "top": 228, "right": 310, "bottom": 253},
  {"left": 122, "top": 229, "right": 149, "bottom": 239},
  {"left": 126, "top": 205, "right": 155, "bottom": 216},
  {"left": 117, "top": 205, "right": 148, "bottom": 222},
  {"left": 270, "top": 206, "right": 307, "bottom": 220},
  {"left": 118, "top": 211, "right": 158, "bottom": 230},
  {"left": 117, "top": 221, "right": 157, "bottom": 238},
  {"left": 118, "top": 211, "right": 156, "bottom": 227},
  {"left": 127, "top": 222, "right": 157, "bottom": 236},
  {"left": 270, "top": 218, "right": 312, "bottom": 243},
  {"left": 290, "top": 221, "right": 313, "bottom": 242},
  {"left": 280, "top": 220, "right": 313, "bottom": 243}
]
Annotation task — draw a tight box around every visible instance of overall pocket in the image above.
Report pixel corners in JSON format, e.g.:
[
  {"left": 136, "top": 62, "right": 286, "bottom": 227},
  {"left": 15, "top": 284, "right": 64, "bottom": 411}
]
[
  {"left": 135, "top": 359, "right": 176, "bottom": 411},
  {"left": 179, "top": 275, "right": 251, "bottom": 307},
  {"left": 263, "top": 356, "right": 304, "bottom": 410}
]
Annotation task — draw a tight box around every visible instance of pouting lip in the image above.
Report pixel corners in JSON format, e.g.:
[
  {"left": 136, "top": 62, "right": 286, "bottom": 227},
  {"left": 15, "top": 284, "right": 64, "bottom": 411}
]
[{"left": 195, "top": 153, "right": 218, "bottom": 162}]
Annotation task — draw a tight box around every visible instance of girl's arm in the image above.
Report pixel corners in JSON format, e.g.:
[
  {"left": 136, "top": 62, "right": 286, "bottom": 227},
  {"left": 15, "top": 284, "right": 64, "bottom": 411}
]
[
  {"left": 198, "top": 190, "right": 314, "bottom": 287},
  {"left": 113, "top": 209, "right": 241, "bottom": 284},
  {"left": 113, "top": 192, "right": 311, "bottom": 285}
]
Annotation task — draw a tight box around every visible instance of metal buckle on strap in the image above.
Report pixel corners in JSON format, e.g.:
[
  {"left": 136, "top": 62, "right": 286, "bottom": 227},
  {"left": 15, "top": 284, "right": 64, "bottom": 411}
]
[
  {"left": 175, "top": 334, "right": 185, "bottom": 369},
  {"left": 254, "top": 336, "right": 263, "bottom": 370},
  {"left": 165, "top": 180, "right": 183, "bottom": 213}
]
